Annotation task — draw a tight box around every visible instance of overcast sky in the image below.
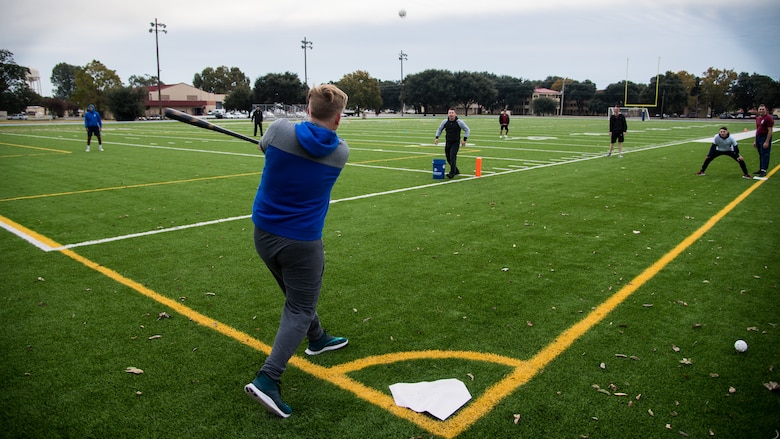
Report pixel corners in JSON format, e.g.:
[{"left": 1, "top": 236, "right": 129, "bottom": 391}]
[{"left": 2, "top": 0, "right": 778, "bottom": 98}]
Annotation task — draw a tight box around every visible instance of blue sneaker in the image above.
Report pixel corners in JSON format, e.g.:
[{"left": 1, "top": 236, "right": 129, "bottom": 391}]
[
  {"left": 304, "top": 334, "right": 348, "bottom": 356},
  {"left": 244, "top": 372, "right": 292, "bottom": 418}
]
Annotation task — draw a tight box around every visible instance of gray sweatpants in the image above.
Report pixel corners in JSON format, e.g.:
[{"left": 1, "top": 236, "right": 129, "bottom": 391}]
[{"left": 254, "top": 227, "right": 326, "bottom": 381}]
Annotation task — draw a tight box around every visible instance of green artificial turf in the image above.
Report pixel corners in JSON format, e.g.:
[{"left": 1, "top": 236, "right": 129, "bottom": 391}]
[{"left": 1, "top": 115, "right": 777, "bottom": 438}]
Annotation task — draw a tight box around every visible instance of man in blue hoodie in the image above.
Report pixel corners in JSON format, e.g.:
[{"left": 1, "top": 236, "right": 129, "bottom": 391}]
[
  {"left": 244, "top": 84, "right": 350, "bottom": 418},
  {"left": 84, "top": 104, "right": 103, "bottom": 152}
]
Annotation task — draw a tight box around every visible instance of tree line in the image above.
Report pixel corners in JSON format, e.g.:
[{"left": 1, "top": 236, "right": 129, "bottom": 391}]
[{"left": 2, "top": 48, "right": 778, "bottom": 120}]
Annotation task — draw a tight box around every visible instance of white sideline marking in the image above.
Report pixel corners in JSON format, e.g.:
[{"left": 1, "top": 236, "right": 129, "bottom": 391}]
[
  {"left": 47, "top": 215, "right": 251, "bottom": 252},
  {"left": 0, "top": 220, "right": 54, "bottom": 252}
]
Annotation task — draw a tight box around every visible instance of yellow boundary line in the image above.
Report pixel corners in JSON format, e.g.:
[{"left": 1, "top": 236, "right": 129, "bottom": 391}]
[
  {"left": 0, "top": 172, "right": 261, "bottom": 202},
  {"left": 0, "top": 167, "right": 772, "bottom": 438},
  {"left": 0, "top": 141, "right": 72, "bottom": 154}
]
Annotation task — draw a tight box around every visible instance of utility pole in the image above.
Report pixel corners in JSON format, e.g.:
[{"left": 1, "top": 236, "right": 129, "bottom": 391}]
[
  {"left": 399, "top": 50, "right": 407, "bottom": 116},
  {"left": 301, "top": 37, "right": 313, "bottom": 89},
  {"left": 149, "top": 18, "right": 167, "bottom": 118}
]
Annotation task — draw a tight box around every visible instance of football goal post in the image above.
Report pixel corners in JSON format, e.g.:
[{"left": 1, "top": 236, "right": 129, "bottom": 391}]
[{"left": 624, "top": 57, "right": 661, "bottom": 111}]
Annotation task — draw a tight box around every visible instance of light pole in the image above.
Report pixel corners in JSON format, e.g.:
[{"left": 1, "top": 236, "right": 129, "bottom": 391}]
[
  {"left": 301, "top": 37, "right": 313, "bottom": 89},
  {"left": 149, "top": 18, "right": 167, "bottom": 118},
  {"left": 399, "top": 50, "right": 407, "bottom": 116}
]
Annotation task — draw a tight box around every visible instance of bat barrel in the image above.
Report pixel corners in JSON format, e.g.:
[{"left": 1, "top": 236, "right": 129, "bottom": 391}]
[{"left": 164, "top": 108, "right": 259, "bottom": 145}]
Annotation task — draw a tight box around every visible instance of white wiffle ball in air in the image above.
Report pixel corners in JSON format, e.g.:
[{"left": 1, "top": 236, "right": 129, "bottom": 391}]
[
  {"left": 734, "top": 339, "right": 748, "bottom": 353},
  {"left": 399, "top": 9, "right": 407, "bottom": 18}
]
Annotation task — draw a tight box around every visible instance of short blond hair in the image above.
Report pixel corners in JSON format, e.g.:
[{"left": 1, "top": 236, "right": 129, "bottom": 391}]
[{"left": 308, "top": 84, "right": 348, "bottom": 121}]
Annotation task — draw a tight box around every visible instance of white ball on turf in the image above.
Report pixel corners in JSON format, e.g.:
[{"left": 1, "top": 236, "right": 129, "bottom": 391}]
[
  {"left": 734, "top": 339, "right": 748, "bottom": 352},
  {"left": 399, "top": 9, "right": 407, "bottom": 18}
]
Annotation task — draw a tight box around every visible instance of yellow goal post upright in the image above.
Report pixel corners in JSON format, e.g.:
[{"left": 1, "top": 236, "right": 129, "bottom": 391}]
[{"left": 613, "top": 57, "right": 661, "bottom": 120}]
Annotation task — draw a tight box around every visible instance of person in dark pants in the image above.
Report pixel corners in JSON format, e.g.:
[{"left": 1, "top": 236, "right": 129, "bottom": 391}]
[
  {"left": 84, "top": 104, "right": 103, "bottom": 152},
  {"left": 753, "top": 104, "right": 774, "bottom": 177},
  {"left": 434, "top": 108, "right": 470, "bottom": 178},
  {"left": 252, "top": 106, "right": 264, "bottom": 136},
  {"left": 607, "top": 105, "right": 627, "bottom": 157},
  {"left": 499, "top": 109, "right": 510, "bottom": 138},
  {"left": 244, "top": 84, "right": 350, "bottom": 418},
  {"left": 695, "top": 126, "right": 752, "bottom": 179}
]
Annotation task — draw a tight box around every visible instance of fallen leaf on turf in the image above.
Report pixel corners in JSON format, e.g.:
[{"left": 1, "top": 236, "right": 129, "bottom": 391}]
[
  {"left": 148, "top": 335, "right": 162, "bottom": 340},
  {"left": 599, "top": 362, "right": 606, "bottom": 369},
  {"left": 633, "top": 230, "right": 641, "bottom": 234},
  {"left": 764, "top": 381, "right": 780, "bottom": 392},
  {"left": 125, "top": 367, "right": 144, "bottom": 374},
  {"left": 598, "top": 389, "right": 611, "bottom": 395},
  {"left": 643, "top": 304, "right": 653, "bottom": 307},
  {"left": 630, "top": 356, "right": 641, "bottom": 361},
  {"left": 728, "top": 386, "right": 736, "bottom": 394},
  {"left": 502, "top": 267, "right": 509, "bottom": 272},
  {"left": 615, "top": 353, "right": 627, "bottom": 358},
  {"left": 680, "top": 358, "right": 693, "bottom": 365},
  {"left": 648, "top": 409, "right": 654, "bottom": 416},
  {"left": 710, "top": 373, "right": 719, "bottom": 378},
  {"left": 614, "top": 392, "right": 628, "bottom": 397},
  {"left": 672, "top": 344, "right": 681, "bottom": 352},
  {"left": 37, "top": 277, "right": 45, "bottom": 282},
  {"left": 467, "top": 373, "right": 474, "bottom": 381},
  {"left": 157, "top": 312, "right": 171, "bottom": 320},
  {"left": 692, "top": 323, "right": 703, "bottom": 329},
  {"left": 747, "top": 326, "right": 758, "bottom": 331},
  {"left": 513, "top": 414, "right": 521, "bottom": 424}
]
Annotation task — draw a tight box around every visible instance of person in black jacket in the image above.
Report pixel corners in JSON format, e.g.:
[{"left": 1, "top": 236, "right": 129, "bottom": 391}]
[
  {"left": 499, "top": 109, "right": 510, "bottom": 138},
  {"left": 252, "top": 106, "right": 264, "bottom": 136},
  {"left": 434, "top": 108, "right": 471, "bottom": 178},
  {"left": 607, "top": 105, "right": 627, "bottom": 157}
]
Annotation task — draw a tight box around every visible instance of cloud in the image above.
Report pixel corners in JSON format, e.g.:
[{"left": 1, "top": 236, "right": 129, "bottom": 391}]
[{"left": 1, "top": 0, "right": 777, "bottom": 98}]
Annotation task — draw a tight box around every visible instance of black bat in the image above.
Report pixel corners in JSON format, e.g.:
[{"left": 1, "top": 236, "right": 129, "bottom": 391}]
[{"left": 164, "top": 108, "right": 259, "bottom": 145}]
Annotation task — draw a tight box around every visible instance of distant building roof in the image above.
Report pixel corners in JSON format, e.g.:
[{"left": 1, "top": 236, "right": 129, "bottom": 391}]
[{"left": 534, "top": 87, "right": 560, "bottom": 95}]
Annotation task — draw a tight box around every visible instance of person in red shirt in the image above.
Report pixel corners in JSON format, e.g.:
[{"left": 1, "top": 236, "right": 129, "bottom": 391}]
[
  {"left": 498, "top": 109, "right": 510, "bottom": 139},
  {"left": 753, "top": 104, "right": 774, "bottom": 177}
]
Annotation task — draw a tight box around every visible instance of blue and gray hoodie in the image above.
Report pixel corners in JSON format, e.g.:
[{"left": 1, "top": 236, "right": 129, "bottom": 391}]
[{"left": 252, "top": 119, "right": 349, "bottom": 241}]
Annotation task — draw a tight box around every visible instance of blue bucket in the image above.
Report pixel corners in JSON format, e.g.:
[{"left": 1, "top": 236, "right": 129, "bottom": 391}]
[{"left": 432, "top": 159, "right": 446, "bottom": 179}]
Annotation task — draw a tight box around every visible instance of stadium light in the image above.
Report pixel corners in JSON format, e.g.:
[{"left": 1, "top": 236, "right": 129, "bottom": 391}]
[
  {"left": 301, "top": 37, "right": 313, "bottom": 89},
  {"left": 399, "top": 50, "right": 407, "bottom": 116},
  {"left": 149, "top": 18, "right": 167, "bottom": 119}
]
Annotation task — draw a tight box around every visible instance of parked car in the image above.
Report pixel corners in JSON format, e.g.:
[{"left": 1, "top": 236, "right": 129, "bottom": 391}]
[{"left": 8, "top": 113, "right": 28, "bottom": 120}]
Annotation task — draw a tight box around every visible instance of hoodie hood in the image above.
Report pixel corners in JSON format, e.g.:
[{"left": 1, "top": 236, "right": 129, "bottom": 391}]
[
  {"left": 87, "top": 104, "right": 95, "bottom": 111},
  {"left": 294, "top": 121, "right": 340, "bottom": 158}
]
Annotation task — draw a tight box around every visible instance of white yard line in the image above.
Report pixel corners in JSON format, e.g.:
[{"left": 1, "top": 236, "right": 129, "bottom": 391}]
[{"left": 6, "top": 130, "right": 774, "bottom": 252}]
